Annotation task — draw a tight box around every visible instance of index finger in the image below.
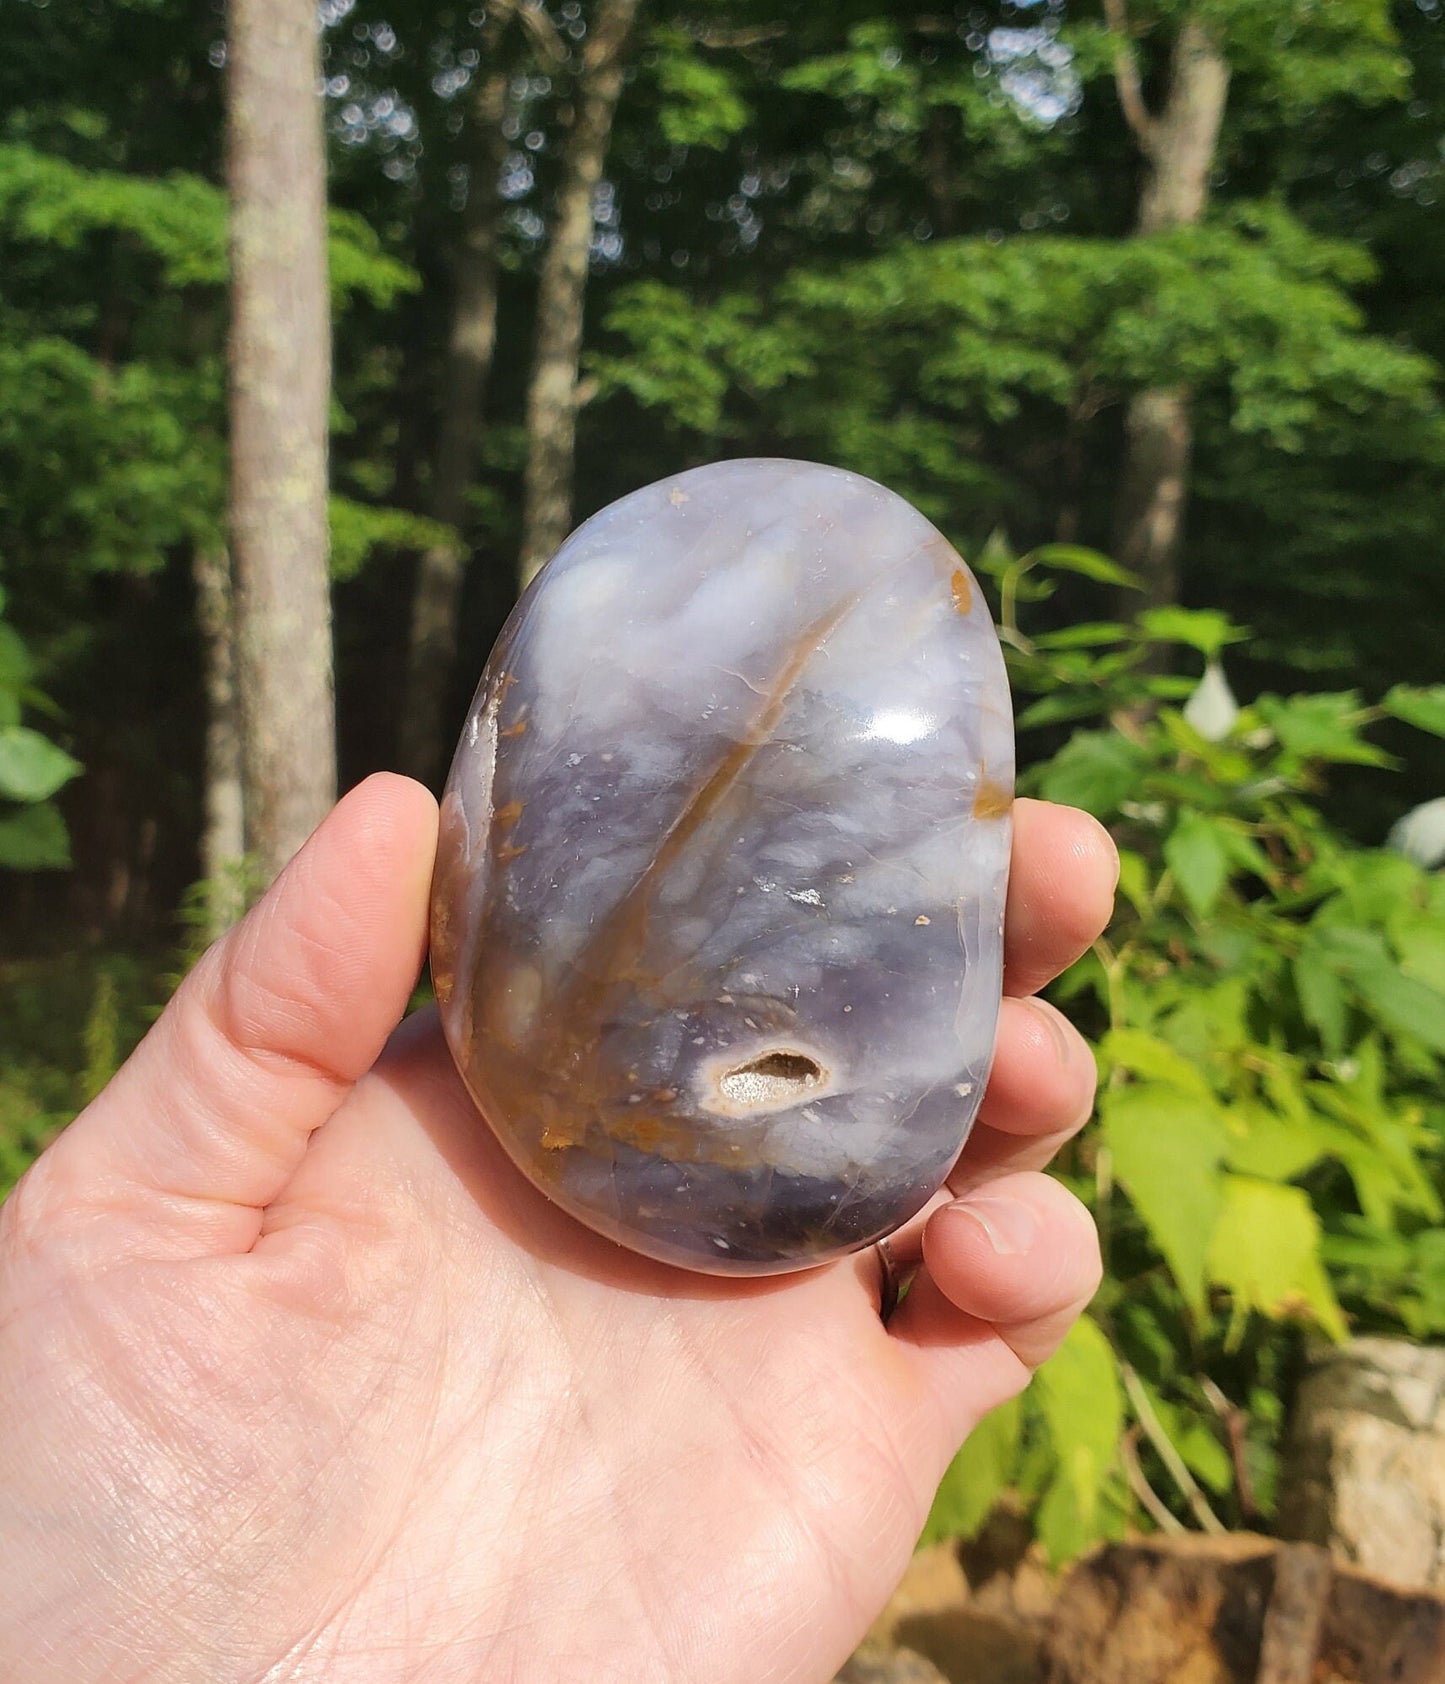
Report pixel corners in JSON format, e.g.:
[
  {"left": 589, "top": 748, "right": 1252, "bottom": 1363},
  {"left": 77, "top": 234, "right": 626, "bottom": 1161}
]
[{"left": 1003, "top": 798, "right": 1118, "bottom": 997}]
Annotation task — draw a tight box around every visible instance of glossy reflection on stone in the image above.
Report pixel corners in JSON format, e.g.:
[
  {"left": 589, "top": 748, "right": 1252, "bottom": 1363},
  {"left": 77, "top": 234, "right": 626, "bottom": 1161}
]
[{"left": 431, "top": 459, "right": 1014, "bottom": 1275}]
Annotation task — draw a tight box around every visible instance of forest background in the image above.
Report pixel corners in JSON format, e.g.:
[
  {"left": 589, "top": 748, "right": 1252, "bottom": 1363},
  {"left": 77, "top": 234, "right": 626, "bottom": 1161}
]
[{"left": 4, "top": 0, "right": 1445, "bottom": 1563}]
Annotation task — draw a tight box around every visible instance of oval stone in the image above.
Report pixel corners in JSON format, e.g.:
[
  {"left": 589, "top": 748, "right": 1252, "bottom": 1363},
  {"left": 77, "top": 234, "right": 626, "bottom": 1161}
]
[{"left": 431, "top": 459, "right": 1014, "bottom": 1275}]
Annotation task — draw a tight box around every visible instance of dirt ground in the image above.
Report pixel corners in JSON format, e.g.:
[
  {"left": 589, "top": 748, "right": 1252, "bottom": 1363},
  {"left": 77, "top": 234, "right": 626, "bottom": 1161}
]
[{"left": 845, "top": 1520, "right": 1055, "bottom": 1684}]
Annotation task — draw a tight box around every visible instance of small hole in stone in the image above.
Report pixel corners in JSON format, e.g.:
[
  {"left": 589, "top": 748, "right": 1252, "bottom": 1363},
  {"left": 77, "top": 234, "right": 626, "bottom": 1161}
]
[{"left": 718, "top": 1050, "right": 823, "bottom": 1109}]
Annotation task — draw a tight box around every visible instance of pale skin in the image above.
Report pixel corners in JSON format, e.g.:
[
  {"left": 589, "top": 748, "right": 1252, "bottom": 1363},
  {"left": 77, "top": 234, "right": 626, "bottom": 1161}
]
[{"left": 0, "top": 775, "right": 1115, "bottom": 1684}]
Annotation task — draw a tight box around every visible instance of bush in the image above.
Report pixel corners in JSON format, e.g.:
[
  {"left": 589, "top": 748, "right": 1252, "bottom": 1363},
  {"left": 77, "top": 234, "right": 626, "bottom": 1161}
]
[
  {"left": 926, "top": 542, "right": 1445, "bottom": 1562},
  {"left": 0, "top": 951, "right": 165, "bottom": 1194}
]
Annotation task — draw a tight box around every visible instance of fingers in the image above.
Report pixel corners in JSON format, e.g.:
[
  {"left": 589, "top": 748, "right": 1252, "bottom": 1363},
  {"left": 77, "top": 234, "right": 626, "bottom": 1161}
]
[
  {"left": 976, "top": 996, "right": 1097, "bottom": 1139},
  {"left": 1003, "top": 799, "right": 1117, "bottom": 998},
  {"left": 944, "top": 995, "right": 1098, "bottom": 1192},
  {"left": 42, "top": 774, "right": 438, "bottom": 1255},
  {"left": 887, "top": 1173, "right": 1101, "bottom": 1440}
]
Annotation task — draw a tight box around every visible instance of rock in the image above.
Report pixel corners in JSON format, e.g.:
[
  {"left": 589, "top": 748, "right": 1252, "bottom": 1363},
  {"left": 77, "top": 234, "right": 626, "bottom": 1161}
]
[
  {"left": 834, "top": 1647, "right": 951, "bottom": 1684},
  {"left": 851, "top": 1538, "right": 1048, "bottom": 1684},
  {"left": 431, "top": 459, "right": 1014, "bottom": 1275},
  {"left": 1277, "top": 1337, "right": 1445, "bottom": 1589},
  {"left": 1042, "top": 1533, "right": 1445, "bottom": 1684},
  {"left": 1044, "top": 1534, "right": 1274, "bottom": 1684}
]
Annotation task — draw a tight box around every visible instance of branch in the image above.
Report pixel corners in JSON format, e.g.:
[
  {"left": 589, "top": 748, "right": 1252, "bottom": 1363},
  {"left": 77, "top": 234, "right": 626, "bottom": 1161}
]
[
  {"left": 1101, "top": 0, "right": 1159, "bottom": 158},
  {"left": 1121, "top": 1364, "right": 1226, "bottom": 1535},
  {"left": 1200, "top": 1375, "right": 1259, "bottom": 1521},
  {"left": 693, "top": 24, "right": 788, "bottom": 50},
  {"left": 1121, "top": 1426, "right": 1186, "bottom": 1534}
]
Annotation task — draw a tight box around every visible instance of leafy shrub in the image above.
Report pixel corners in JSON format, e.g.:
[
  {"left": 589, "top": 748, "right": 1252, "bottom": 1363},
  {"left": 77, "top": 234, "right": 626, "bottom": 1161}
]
[
  {"left": 0, "top": 951, "right": 165, "bottom": 1195},
  {"left": 926, "top": 542, "right": 1445, "bottom": 1562},
  {"left": 0, "top": 589, "right": 81, "bottom": 869}
]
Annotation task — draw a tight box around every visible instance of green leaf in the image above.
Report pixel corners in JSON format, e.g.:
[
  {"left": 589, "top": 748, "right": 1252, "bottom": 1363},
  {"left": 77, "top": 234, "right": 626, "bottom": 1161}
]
[
  {"left": 1293, "top": 949, "right": 1348, "bottom": 1056},
  {"left": 1382, "top": 684, "right": 1445, "bottom": 739},
  {"left": 1033, "top": 622, "right": 1132, "bottom": 651},
  {"left": 1014, "top": 691, "right": 1113, "bottom": 731},
  {"left": 0, "top": 726, "right": 81, "bottom": 803},
  {"left": 1103, "top": 1086, "right": 1228, "bottom": 1314},
  {"left": 1030, "top": 545, "right": 1141, "bottom": 589},
  {"left": 1348, "top": 964, "right": 1445, "bottom": 1056},
  {"left": 329, "top": 497, "right": 456, "bottom": 582},
  {"left": 1257, "top": 693, "right": 1395, "bottom": 768},
  {"left": 1206, "top": 1177, "right": 1348, "bottom": 1342},
  {"left": 1032, "top": 1318, "right": 1123, "bottom": 1565},
  {"left": 1395, "top": 926, "right": 1445, "bottom": 995},
  {"left": 0, "top": 801, "right": 71, "bottom": 869},
  {"left": 1137, "top": 608, "right": 1246, "bottom": 659},
  {"left": 1165, "top": 811, "right": 1231, "bottom": 918},
  {"left": 1100, "top": 1028, "right": 1213, "bottom": 1098},
  {"left": 1177, "top": 1420, "right": 1235, "bottom": 1497},
  {"left": 921, "top": 1395, "right": 1021, "bottom": 1546},
  {"left": 1036, "top": 730, "right": 1148, "bottom": 818},
  {"left": 1225, "top": 1098, "right": 1336, "bottom": 1183},
  {"left": 0, "top": 622, "right": 33, "bottom": 691}
]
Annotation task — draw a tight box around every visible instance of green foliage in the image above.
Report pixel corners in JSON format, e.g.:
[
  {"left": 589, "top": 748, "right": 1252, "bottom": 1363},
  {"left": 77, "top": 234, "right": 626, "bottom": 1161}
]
[
  {"left": 329, "top": 496, "right": 456, "bottom": 582},
  {"left": 0, "top": 143, "right": 416, "bottom": 303},
  {"left": 644, "top": 26, "right": 752, "bottom": 150},
  {"left": 598, "top": 203, "right": 1439, "bottom": 537},
  {"left": 0, "top": 952, "right": 165, "bottom": 1194},
  {"left": 921, "top": 1395, "right": 1022, "bottom": 1547},
  {"left": 925, "top": 1320, "right": 1128, "bottom": 1566},
  {"left": 925, "top": 545, "right": 1445, "bottom": 1560},
  {"left": 0, "top": 600, "right": 79, "bottom": 869},
  {"left": 593, "top": 283, "right": 810, "bottom": 435},
  {"left": 1031, "top": 1319, "right": 1127, "bottom": 1564}
]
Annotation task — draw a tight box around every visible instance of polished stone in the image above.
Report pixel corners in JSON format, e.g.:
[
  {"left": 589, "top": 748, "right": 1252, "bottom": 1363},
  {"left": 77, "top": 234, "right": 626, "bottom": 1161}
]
[{"left": 431, "top": 459, "right": 1014, "bottom": 1274}]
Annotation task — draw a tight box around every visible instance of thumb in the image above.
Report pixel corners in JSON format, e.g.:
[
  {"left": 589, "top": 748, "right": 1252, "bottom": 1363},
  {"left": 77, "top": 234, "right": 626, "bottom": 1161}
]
[{"left": 29, "top": 773, "right": 437, "bottom": 1258}]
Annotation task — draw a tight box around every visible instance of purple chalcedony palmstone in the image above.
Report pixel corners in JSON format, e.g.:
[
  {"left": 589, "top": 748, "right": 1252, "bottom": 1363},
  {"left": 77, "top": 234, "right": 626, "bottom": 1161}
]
[{"left": 431, "top": 459, "right": 1015, "bottom": 1275}]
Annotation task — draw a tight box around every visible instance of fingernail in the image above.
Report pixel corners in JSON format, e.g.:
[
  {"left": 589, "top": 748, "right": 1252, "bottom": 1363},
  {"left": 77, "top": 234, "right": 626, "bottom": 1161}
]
[
  {"left": 1026, "top": 996, "right": 1073, "bottom": 1066},
  {"left": 951, "top": 1194, "right": 1037, "bottom": 1256},
  {"left": 1077, "top": 815, "right": 1120, "bottom": 889},
  {"left": 1098, "top": 819, "right": 1121, "bottom": 889}
]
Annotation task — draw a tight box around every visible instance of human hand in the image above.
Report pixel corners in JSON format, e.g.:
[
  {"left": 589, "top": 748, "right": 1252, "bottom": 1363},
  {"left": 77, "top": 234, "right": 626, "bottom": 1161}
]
[{"left": 0, "top": 774, "right": 1114, "bottom": 1684}]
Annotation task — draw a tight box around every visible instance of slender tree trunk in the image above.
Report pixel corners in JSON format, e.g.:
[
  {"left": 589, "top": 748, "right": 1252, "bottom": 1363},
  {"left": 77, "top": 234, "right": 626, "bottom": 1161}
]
[
  {"left": 518, "top": 0, "right": 643, "bottom": 589},
  {"left": 226, "top": 0, "right": 337, "bottom": 880},
  {"left": 398, "top": 61, "right": 512, "bottom": 786},
  {"left": 193, "top": 544, "right": 247, "bottom": 937},
  {"left": 1107, "top": 11, "right": 1229, "bottom": 611}
]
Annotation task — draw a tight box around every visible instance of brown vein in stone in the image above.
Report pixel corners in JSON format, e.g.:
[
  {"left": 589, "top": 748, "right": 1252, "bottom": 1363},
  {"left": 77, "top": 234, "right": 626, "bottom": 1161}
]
[
  {"left": 564, "top": 592, "right": 860, "bottom": 1008},
  {"left": 492, "top": 594, "right": 863, "bottom": 1164},
  {"left": 972, "top": 777, "right": 1013, "bottom": 820},
  {"left": 478, "top": 539, "right": 945, "bottom": 1167}
]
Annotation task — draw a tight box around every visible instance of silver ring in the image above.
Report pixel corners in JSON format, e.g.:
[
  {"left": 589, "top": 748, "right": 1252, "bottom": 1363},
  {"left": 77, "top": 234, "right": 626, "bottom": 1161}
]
[{"left": 875, "top": 1236, "right": 902, "bottom": 1326}]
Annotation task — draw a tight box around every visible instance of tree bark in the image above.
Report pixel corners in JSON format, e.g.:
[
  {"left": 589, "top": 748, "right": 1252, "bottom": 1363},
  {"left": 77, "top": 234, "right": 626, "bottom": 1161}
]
[
  {"left": 226, "top": 0, "right": 337, "bottom": 881},
  {"left": 398, "top": 60, "right": 512, "bottom": 786},
  {"left": 192, "top": 544, "right": 247, "bottom": 937},
  {"left": 518, "top": 0, "right": 643, "bottom": 589},
  {"left": 1109, "top": 12, "right": 1230, "bottom": 612}
]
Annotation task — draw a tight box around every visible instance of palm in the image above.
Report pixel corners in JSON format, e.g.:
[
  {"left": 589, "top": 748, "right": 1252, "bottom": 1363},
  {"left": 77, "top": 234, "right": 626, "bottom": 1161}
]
[{"left": 0, "top": 777, "right": 1113, "bottom": 1684}]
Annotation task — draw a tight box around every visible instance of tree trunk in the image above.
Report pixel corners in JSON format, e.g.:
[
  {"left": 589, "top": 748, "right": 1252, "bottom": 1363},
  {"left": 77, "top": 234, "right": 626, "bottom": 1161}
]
[
  {"left": 398, "top": 61, "right": 512, "bottom": 786},
  {"left": 226, "top": 0, "right": 337, "bottom": 881},
  {"left": 1110, "top": 14, "right": 1230, "bottom": 611},
  {"left": 193, "top": 544, "right": 247, "bottom": 938},
  {"left": 1114, "top": 386, "right": 1193, "bottom": 612},
  {"left": 518, "top": 0, "right": 643, "bottom": 589}
]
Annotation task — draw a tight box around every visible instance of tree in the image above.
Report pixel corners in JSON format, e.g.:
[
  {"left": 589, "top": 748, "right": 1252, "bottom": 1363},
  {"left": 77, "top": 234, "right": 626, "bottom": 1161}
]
[
  {"left": 1103, "top": 0, "right": 1229, "bottom": 613},
  {"left": 192, "top": 544, "right": 245, "bottom": 936},
  {"left": 1097, "top": 0, "right": 1408, "bottom": 614},
  {"left": 398, "top": 1, "right": 562, "bottom": 786},
  {"left": 227, "top": 0, "right": 337, "bottom": 879},
  {"left": 518, "top": 0, "right": 644, "bottom": 588}
]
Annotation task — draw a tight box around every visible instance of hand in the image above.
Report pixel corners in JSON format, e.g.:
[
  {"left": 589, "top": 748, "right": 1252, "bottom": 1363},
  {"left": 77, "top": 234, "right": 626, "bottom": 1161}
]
[{"left": 0, "top": 775, "right": 1115, "bottom": 1684}]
